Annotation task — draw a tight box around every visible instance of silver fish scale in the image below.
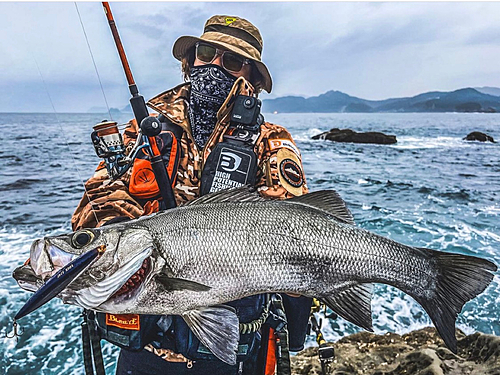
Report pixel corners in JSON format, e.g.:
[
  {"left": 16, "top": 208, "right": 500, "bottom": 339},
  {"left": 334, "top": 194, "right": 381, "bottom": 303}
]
[{"left": 132, "top": 200, "right": 436, "bottom": 313}]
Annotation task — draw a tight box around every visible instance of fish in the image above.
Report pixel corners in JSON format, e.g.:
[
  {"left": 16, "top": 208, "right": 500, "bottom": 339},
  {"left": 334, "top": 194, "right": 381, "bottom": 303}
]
[{"left": 12, "top": 187, "right": 497, "bottom": 365}]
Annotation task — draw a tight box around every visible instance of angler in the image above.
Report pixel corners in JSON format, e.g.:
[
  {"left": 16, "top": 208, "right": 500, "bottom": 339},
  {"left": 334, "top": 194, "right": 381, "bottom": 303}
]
[{"left": 71, "top": 9, "right": 312, "bottom": 375}]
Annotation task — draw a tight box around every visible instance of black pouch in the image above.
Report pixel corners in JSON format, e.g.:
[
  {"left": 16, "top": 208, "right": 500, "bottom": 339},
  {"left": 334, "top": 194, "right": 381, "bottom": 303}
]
[
  {"left": 94, "top": 312, "right": 161, "bottom": 351},
  {"left": 281, "top": 295, "right": 313, "bottom": 351},
  {"left": 200, "top": 142, "right": 258, "bottom": 196}
]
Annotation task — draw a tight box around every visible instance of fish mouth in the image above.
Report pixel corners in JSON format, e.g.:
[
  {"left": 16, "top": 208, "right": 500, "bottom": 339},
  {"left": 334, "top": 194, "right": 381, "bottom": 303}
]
[
  {"left": 109, "top": 256, "right": 152, "bottom": 300},
  {"left": 30, "top": 239, "right": 76, "bottom": 281},
  {"left": 66, "top": 247, "right": 154, "bottom": 310},
  {"left": 14, "top": 238, "right": 156, "bottom": 311},
  {"left": 12, "top": 239, "right": 75, "bottom": 292},
  {"left": 13, "top": 264, "right": 41, "bottom": 292},
  {"left": 14, "top": 255, "right": 155, "bottom": 309}
]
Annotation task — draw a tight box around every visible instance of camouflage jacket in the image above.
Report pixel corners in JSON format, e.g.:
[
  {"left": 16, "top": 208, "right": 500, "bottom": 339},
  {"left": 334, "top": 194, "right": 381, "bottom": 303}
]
[{"left": 71, "top": 78, "right": 308, "bottom": 230}]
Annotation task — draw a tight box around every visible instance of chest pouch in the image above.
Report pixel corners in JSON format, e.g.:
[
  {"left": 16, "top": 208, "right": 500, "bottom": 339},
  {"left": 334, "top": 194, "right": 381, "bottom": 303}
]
[
  {"left": 200, "top": 95, "right": 263, "bottom": 196},
  {"left": 129, "top": 120, "right": 182, "bottom": 200}
]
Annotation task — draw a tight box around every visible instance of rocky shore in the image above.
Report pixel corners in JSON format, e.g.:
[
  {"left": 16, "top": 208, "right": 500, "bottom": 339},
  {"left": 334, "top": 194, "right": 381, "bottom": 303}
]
[
  {"left": 463, "top": 131, "right": 496, "bottom": 143},
  {"left": 312, "top": 129, "right": 497, "bottom": 146},
  {"left": 291, "top": 327, "right": 500, "bottom": 374},
  {"left": 311, "top": 128, "right": 397, "bottom": 144}
]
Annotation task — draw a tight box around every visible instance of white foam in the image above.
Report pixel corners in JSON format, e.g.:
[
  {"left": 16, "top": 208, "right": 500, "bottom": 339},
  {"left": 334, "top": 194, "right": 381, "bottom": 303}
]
[
  {"left": 393, "top": 136, "right": 465, "bottom": 149},
  {"left": 475, "top": 205, "right": 500, "bottom": 217},
  {"left": 426, "top": 194, "right": 445, "bottom": 204},
  {"left": 454, "top": 222, "right": 500, "bottom": 245},
  {"left": 293, "top": 128, "right": 325, "bottom": 142}
]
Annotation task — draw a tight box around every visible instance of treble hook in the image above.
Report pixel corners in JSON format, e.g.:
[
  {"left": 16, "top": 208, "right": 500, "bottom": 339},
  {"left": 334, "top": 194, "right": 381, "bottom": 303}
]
[{"left": 5, "top": 320, "right": 23, "bottom": 341}]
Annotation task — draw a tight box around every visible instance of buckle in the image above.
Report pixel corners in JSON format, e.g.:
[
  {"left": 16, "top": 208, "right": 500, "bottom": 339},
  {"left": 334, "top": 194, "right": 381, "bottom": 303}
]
[{"left": 144, "top": 344, "right": 194, "bottom": 368}]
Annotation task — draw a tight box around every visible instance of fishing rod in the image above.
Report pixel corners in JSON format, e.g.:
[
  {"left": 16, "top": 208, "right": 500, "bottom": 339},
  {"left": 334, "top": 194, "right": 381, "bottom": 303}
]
[{"left": 100, "top": 1, "right": 176, "bottom": 210}]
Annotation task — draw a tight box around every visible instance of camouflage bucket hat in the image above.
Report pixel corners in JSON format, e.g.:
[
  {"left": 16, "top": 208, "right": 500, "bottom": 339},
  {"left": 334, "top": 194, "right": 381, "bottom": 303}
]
[{"left": 172, "top": 15, "right": 273, "bottom": 93}]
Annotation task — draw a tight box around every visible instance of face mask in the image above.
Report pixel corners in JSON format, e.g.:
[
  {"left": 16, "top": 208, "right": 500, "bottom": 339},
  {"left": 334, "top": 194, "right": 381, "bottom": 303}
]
[{"left": 188, "top": 64, "right": 236, "bottom": 148}]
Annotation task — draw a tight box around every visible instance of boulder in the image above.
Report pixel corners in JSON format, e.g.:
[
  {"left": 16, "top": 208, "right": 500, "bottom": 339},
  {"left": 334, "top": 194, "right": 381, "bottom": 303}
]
[
  {"left": 463, "top": 131, "right": 496, "bottom": 143},
  {"left": 312, "top": 128, "right": 397, "bottom": 144},
  {"left": 291, "top": 327, "right": 500, "bottom": 375}
]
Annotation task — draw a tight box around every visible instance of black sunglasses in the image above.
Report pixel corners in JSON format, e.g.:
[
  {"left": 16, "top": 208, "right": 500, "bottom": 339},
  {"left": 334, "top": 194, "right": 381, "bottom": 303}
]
[{"left": 195, "top": 42, "right": 250, "bottom": 73}]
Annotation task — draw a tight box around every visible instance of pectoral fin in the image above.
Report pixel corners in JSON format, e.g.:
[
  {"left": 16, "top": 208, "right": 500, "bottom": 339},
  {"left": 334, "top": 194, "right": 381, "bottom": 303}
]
[
  {"left": 323, "top": 283, "right": 373, "bottom": 331},
  {"left": 182, "top": 305, "right": 239, "bottom": 365},
  {"left": 156, "top": 275, "right": 211, "bottom": 292}
]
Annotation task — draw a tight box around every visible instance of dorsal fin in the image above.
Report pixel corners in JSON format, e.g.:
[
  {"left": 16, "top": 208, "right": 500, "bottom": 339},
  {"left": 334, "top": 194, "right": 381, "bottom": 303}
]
[
  {"left": 184, "top": 187, "right": 355, "bottom": 225},
  {"left": 288, "top": 190, "right": 355, "bottom": 225},
  {"left": 183, "top": 186, "right": 265, "bottom": 206}
]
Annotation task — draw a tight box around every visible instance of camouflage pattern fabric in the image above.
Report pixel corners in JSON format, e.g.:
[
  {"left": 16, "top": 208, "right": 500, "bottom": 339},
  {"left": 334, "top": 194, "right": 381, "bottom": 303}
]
[{"left": 71, "top": 78, "right": 308, "bottom": 231}]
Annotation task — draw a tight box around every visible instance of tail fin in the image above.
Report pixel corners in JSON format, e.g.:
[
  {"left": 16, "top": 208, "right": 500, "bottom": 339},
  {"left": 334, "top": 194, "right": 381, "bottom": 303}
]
[{"left": 415, "top": 250, "right": 496, "bottom": 352}]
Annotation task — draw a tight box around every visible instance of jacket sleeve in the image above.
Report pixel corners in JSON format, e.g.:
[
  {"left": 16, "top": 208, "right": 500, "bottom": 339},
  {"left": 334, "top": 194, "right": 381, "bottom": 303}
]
[
  {"left": 255, "top": 122, "right": 309, "bottom": 199},
  {"left": 71, "top": 173, "right": 145, "bottom": 230},
  {"left": 71, "top": 119, "right": 147, "bottom": 231}
]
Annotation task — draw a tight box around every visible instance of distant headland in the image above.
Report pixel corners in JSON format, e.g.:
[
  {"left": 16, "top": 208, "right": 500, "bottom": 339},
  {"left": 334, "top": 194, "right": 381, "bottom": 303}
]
[
  {"left": 86, "top": 87, "right": 500, "bottom": 115},
  {"left": 262, "top": 87, "right": 500, "bottom": 114}
]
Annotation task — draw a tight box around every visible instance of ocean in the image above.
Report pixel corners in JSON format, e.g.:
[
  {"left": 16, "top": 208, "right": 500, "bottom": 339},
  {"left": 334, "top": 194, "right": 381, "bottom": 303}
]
[{"left": 1, "top": 112, "right": 499, "bottom": 374}]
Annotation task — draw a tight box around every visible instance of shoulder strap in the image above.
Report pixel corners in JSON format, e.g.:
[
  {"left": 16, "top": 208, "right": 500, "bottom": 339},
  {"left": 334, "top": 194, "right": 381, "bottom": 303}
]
[
  {"left": 159, "top": 114, "right": 184, "bottom": 140},
  {"left": 81, "top": 310, "right": 106, "bottom": 375},
  {"left": 271, "top": 295, "right": 291, "bottom": 375}
]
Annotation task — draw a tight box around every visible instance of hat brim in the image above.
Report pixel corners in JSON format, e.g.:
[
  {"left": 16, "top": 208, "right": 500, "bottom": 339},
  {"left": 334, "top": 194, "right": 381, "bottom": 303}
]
[{"left": 173, "top": 35, "right": 272, "bottom": 93}]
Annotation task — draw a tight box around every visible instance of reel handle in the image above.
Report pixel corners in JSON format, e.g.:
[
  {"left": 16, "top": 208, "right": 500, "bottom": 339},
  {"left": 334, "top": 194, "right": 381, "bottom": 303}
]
[{"left": 140, "top": 116, "right": 162, "bottom": 137}]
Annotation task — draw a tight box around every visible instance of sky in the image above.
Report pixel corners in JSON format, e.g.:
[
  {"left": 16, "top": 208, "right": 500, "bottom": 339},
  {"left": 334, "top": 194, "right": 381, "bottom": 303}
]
[{"left": 2, "top": 1, "right": 500, "bottom": 112}]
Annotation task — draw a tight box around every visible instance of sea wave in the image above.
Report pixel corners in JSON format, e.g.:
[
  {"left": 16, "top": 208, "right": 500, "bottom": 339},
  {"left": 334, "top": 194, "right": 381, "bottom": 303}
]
[
  {"left": 0, "top": 179, "right": 47, "bottom": 192},
  {"left": 0, "top": 228, "right": 119, "bottom": 375},
  {"left": 1, "top": 112, "right": 499, "bottom": 373}
]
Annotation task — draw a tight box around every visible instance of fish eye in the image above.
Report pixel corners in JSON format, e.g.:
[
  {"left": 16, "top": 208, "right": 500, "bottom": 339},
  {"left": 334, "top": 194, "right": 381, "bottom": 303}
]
[{"left": 72, "top": 230, "right": 94, "bottom": 248}]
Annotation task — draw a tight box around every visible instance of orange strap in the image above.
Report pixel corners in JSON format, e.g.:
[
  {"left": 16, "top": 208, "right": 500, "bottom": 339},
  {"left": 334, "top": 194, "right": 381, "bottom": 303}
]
[
  {"left": 265, "top": 327, "right": 277, "bottom": 375},
  {"left": 143, "top": 200, "right": 160, "bottom": 215}
]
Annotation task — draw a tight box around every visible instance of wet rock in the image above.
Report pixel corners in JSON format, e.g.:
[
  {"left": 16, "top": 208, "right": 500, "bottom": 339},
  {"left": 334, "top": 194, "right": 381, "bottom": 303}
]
[
  {"left": 463, "top": 131, "right": 496, "bottom": 142},
  {"left": 291, "top": 327, "right": 500, "bottom": 375},
  {"left": 312, "top": 128, "right": 397, "bottom": 144}
]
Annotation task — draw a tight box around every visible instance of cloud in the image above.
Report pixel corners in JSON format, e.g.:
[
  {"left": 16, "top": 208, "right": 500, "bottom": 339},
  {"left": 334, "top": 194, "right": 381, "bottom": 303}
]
[{"left": 2, "top": 2, "right": 500, "bottom": 111}]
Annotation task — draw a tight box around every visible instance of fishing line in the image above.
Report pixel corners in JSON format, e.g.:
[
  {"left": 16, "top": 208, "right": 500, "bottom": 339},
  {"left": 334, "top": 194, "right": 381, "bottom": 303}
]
[
  {"left": 29, "top": 46, "right": 100, "bottom": 227},
  {"left": 6, "top": 17, "right": 103, "bottom": 338},
  {"left": 74, "top": 2, "right": 113, "bottom": 121}
]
